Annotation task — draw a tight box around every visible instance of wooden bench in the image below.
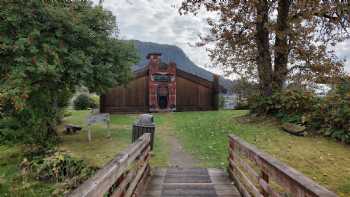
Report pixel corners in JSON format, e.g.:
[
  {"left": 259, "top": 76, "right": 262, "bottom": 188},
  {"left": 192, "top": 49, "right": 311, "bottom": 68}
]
[{"left": 63, "top": 124, "right": 82, "bottom": 134}]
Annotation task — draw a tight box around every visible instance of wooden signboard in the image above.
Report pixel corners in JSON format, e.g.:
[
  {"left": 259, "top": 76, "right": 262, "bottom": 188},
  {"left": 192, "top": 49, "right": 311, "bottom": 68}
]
[{"left": 86, "top": 113, "right": 110, "bottom": 142}]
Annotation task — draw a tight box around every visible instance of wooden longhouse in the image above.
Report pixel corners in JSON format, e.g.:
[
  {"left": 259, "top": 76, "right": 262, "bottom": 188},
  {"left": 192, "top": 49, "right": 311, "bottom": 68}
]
[{"left": 100, "top": 41, "right": 226, "bottom": 113}]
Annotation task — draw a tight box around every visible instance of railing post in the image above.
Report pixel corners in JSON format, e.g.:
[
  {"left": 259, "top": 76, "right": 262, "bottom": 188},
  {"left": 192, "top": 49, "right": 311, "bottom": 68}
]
[
  {"left": 261, "top": 170, "right": 269, "bottom": 196},
  {"left": 68, "top": 133, "right": 151, "bottom": 197},
  {"left": 132, "top": 114, "right": 155, "bottom": 150},
  {"left": 228, "top": 139, "right": 234, "bottom": 179},
  {"left": 227, "top": 134, "right": 337, "bottom": 197}
]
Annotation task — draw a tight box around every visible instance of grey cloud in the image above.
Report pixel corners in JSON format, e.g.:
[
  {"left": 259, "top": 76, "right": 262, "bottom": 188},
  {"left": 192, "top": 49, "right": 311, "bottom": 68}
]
[
  {"left": 171, "top": 17, "right": 199, "bottom": 35},
  {"left": 153, "top": 11, "right": 170, "bottom": 19},
  {"left": 91, "top": 0, "right": 213, "bottom": 70},
  {"left": 96, "top": 0, "right": 350, "bottom": 75},
  {"left": 335, "top": 40, "right": 350, "bottom": 72}
]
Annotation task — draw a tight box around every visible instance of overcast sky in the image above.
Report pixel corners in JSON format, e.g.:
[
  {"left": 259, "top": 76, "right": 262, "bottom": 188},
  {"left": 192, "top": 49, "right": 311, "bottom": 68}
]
[{"left": 95, "top": 0, "right": 350, "bottom": 76}]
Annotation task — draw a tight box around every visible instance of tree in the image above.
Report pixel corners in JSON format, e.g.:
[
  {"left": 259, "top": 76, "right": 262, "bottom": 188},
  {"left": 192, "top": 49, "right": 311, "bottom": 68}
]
[
  {"left": 180, "top": 0, "right": 350, "bottom": 96},
  {"left": 0, "top": 0, "right": 138, "bottom": 146},
  {"left": 232, "top": 78, "right": 259, "bottom": 105}
]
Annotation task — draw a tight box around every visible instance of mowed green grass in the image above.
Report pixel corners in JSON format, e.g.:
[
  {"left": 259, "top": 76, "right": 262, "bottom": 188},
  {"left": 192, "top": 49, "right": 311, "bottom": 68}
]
[
  {"left": 1, "top": 110, "right": 349, "bottom": 196},
  {"left": 58, "top": 110, "right": 136, "bottom": 167},
  {"left": 0, "top": 146, "right": 55, "bottom": 197},
  {"left": 0, "top": 110, "right": 170, "bottom": 196},
  {"left": 170, "top": 110, "right": 350, "bottom": 196},
  {"left": 59, "top": 110, "right": 170, "bottom": 167}
]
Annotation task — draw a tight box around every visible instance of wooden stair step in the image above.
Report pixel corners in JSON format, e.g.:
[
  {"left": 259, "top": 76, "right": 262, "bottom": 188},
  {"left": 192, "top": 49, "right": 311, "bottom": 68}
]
[{"left": 142, "top": 168, "right": 241, "bottom": 197}]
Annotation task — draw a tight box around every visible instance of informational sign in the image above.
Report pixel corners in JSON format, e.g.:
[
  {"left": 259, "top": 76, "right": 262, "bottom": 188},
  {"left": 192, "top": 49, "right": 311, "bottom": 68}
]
[
  {"left": 86, "top": 113, "right": 110, "bottom": 142},
  {"left": 87, "top": 113, "right": 110, "bottom": 125}
]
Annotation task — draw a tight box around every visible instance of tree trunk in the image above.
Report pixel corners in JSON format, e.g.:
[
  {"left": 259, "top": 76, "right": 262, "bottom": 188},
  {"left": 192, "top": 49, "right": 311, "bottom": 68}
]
[
  {"left": 273, "top": 0, "right": 290, "bottom": 90},
  {"left": 255, "top": 0, "right": 273, "bottom": 96}
]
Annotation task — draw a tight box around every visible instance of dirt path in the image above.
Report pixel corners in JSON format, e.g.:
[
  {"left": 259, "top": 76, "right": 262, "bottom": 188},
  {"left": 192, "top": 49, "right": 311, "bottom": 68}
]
[{"left": 157, "top": 113, "right": 198, "bottom": 167}]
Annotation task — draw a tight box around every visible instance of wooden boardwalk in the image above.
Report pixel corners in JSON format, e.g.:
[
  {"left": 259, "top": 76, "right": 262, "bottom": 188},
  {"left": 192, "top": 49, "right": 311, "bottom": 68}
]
[
  {"left": 143, "top": 168, "right": 241, "bottom": 197},
  {"left": 68, "top": 133, "right": 338, "bottom": 197}
]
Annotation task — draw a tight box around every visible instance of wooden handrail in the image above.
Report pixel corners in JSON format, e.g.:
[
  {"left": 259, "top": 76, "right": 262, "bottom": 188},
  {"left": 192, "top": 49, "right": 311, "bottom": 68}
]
[
  {"left": 228, "top": 134, "right": 338, "bottom": 197},
  {"left": 68, "top": 133, "right": 151, "bottom": 197}
]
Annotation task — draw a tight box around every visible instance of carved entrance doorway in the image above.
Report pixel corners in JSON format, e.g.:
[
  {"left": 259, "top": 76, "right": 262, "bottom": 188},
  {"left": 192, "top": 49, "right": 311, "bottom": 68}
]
[{"left": 157, "top": 86, "right": 169, "bottom": 109}]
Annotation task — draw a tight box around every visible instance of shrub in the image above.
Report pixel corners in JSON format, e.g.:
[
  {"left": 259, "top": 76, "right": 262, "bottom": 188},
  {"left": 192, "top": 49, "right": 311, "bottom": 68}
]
[
  {"left": 234, "top": 99, "right": 250, "bottom": 110},
  {"left": 278, "top": 89, "right": 317, "bottom": 115},
  {"left": 73, "top": 94, "right": 97, "bottom": 110},
  {"left": 310, "top": 89, "right": 350, "bottom": 143},
  {"left": 249, "top": 94, "right": 276, "bottom": 114},
  {"left": 90, "top": 95, "right": 100, "bottom": 107},
  {"left": 28, "top": 152, "right": 95, "bottom": 182},
  {"left": 21, "top": 151, "right": 97, "bottom": 195},
  {"left": 249, "top": 89, "right": 317, "bottom": 124},
  {"left": 0, "top": 117, "right": 24, "bottom": 144},
  {"left": 250, "top": 87, "right": 350, "bottom": 143}
]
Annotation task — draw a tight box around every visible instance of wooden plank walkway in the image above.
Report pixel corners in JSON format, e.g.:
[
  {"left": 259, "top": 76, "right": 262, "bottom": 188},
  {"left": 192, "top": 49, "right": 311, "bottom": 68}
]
[{"left": 143, "top": 168, "right": 241, "bottom": 197}]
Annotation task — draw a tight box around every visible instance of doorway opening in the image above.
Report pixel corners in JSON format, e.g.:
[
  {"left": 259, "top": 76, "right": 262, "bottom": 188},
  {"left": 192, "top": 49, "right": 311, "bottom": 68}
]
[
  {"left": 158, "top": 96, "right": 168, "bottom": 109},
  {"left": 157, "top": 86, "right": 169, "bottom": 109}
]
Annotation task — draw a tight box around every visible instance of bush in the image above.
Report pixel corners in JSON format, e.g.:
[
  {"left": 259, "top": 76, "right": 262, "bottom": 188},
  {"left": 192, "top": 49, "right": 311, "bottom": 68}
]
[
  {"left": 249, "top": 95, "right": 276, "bottom": 114},
  {"left": 234, "top": 100, "right": 249, "bottom": 110},
  {"left": 21, "top": 151, "right": 97, "bottom": 195},
  {"left": 250, "top": 89, "right": 318, "bottom": 124},
  {"left": 310, "top": 86, "right": 350, "bottom": 143},
  {"left": 90, "top": 95, "right": 100, "bottom": 107},
  {"left": 250, "top": 89, "right": 317, "bottom": 123},
  {"left": 250, "top": 87, "right": 350, "bottom": 143},
  {"left": 0, "top": 117, "right": 24, "bottom": 144},
  {"left": 73, "top": 94, "right": 97, "bottom": 110}
]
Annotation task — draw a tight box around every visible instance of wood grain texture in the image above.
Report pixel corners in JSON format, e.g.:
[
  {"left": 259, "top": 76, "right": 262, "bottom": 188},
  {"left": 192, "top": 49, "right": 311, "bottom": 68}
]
[
  {"left": 228, "top": 134, "right": 338, "bottom": 197},
  {"left": 101, "top": 67, "right": 218, "bottom": 113},
  {"left": 143, "top": 168, "right": 241, "bottom": 197},
  {"left": 101, "top": 75, "right": 149, "bottom": 113},
  {"left": 176, "top": 75, "right": 213, "bottom": 110},
  {"left": 228, "top": 159, "right": 263, "bottom": 197},
  {"left": 68, "top": 133, "right": 151, "bottom": 197}
]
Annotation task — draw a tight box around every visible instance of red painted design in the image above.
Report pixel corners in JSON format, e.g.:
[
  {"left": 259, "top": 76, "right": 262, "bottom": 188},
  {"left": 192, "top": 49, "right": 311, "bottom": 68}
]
[{"left": 148, "top": 54, "right": 176, "bottom": 112}]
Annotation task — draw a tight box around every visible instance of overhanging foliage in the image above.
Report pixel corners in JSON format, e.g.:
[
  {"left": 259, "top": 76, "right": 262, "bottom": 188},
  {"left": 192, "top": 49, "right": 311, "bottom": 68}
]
[{"left": 0, "top": 0, "right": 139, "bottom": 146}]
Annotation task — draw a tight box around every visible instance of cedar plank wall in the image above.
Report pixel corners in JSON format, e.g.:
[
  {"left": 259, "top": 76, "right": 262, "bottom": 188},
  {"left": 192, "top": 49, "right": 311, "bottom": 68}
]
[
  {"left": 100, "top": 69, "right": 217, "bottom": 113},
  {"left": 176, "top": 70, "right": 214, "bottom": 111},
  {"left": 101, "top": 75, "right": 149, "bottom": 113}
]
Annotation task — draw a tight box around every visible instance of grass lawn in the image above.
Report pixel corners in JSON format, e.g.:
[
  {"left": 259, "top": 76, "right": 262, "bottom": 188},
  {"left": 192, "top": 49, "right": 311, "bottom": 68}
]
[
  {"left": 58, "top": 110, "right": 170, "bottom": 167},
  {"left": 58, "top": 110, "right": 135, "bottom": 167},
  {"left": 0, "top": 145, "right": 55, "bottom": 197},
  {"left": 0, "top": 110, "right": 170, "bottom": 196},
  {"left": 171, "top": 110, "right": 350, "bottom": 196},
  {"left": 1, "top": 110, "right": 349, "bottom": 196}
]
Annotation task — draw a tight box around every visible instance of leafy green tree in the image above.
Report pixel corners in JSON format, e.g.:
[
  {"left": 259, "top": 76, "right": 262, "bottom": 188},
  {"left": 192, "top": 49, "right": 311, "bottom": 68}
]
[
  {"left": 336, "top": 77, "right": 350, "bottom": 96},
  {"left": 73, "top": 94, "right": 97, "bottom": 110},
  {"left": 0, "top": 0, "right": 138, "bottom": 146},
  {"left": 232, "top": 79, "right": 259, "bottom": 104}
]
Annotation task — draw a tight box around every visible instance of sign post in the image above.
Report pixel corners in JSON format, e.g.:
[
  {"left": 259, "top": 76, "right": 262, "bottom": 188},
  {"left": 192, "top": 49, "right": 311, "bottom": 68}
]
[{"left": 86, "top": 113, "right": 110, "bottom": 142}]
